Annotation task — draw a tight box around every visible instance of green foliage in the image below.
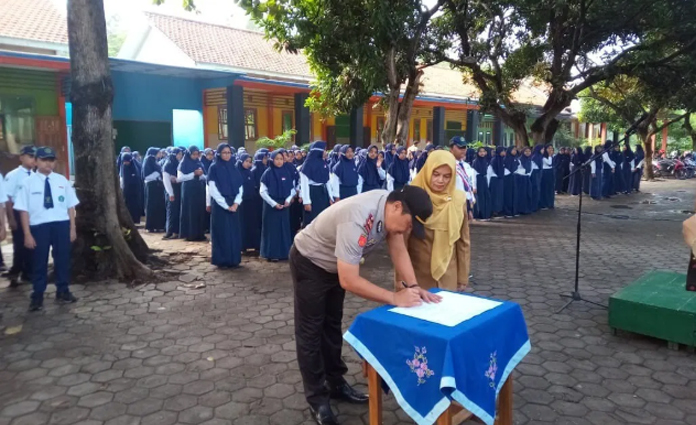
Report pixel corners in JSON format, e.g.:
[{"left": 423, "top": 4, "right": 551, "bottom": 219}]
[
  {"left": 236, "top": 0, "right": 440, "bottom": 117},
  {"left": 424, "top": 0, "right": 696, "bottom": 144},
  {"left": 553, "top": 127, "right": 585, "bottom": 148},
  {"left": 256, "top": 129, "right": 297, "bottom": 149}
]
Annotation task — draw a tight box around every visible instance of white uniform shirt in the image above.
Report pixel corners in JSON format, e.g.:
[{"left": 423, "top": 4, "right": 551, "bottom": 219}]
[
  {"left": 4, "top": 166, "right": 34, "bottom": 203},
  {"left": 13, "top": 172, "right": 79, "bottom": 226}
]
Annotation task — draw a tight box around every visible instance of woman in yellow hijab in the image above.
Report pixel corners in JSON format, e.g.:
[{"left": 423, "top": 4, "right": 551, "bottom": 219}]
[{"left": 396, "top": 150, "right": 470, "bottom": 291}]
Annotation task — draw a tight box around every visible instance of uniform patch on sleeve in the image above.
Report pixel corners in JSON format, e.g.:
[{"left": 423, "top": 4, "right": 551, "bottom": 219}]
[
  {"left": 358, "top": 234, "right": 367, "bottom": 248},
  {"left": 362, "top": 214, "right": 374, "bottom": 234}
]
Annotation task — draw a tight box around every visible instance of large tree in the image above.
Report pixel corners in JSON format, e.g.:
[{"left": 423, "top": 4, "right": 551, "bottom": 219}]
[
  {"left": 68, "top": 0, "right": 152, "bottom": 280},
  {"left": 579, "top": 71, "right": 696, "bottom": 179},
  {"left": 424, "top": 0, "right": 696, "bottom": 147},
  {"left": 237, "top": 0, "right": 445, "bottom": 146}
]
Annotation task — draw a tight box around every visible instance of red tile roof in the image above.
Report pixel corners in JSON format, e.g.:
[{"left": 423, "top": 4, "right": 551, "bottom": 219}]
[
  {"left": 145, "top": 12, "right": 549, "bottom": 107},
  {"left": 145, "top": 12, "right": 312, "bottom": 79},
  {"left": 0, "top": 0, "right": 68, "bottom": 45}
]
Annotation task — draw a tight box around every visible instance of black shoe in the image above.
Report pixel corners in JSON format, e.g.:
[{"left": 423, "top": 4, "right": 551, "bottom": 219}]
[
  {"left": 1, "top": 271, "right": 18, "bottom": 278},
  {"left": 0, "top": 265, "right": 7, "bottom": 272},
  {"left": 56, "top": 292, "right": 78, "bottom": 303},
  {"left": 329, "top": 383, "right": 369, "bottom": 404},
  {"left": 309, "top": 403, "right": 339, "bottom": 425},
  {"left": 8, "top": 278, "right": 20, "bottom": 288},
  {"left": 162, "top": 234, "right": 174, "bottom": 240},
  {"left": 29, "top": 298, "right": 43, "bottom": 312}
]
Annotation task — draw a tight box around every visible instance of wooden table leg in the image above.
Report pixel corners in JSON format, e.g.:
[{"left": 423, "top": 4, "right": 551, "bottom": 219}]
[
  {"left": 436, "top": 406, "right": 453, "bottom": 425},
  {"left": 366, "top": 362, "right": 383, "bottom": 425},
  {"left": 495, "top": 376, "right": 513, "bottom": 425}
]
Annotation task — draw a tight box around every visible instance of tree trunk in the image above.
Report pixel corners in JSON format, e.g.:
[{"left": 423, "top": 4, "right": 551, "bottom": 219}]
[
  {"left": 394, "top": 70, "right": 423, "bottom": 146},
  {"left": 530, "top": 91, "right": 573, "bottom": 145},
  {"left": 637, "top": 128, "right": 654, "bottom": 180},
  {"left": 683, "top": 113, "right": 696, "bottom": 151},
  {"left": 492, "top": 107, "right": 530, "bottom": 148},
  {"left": 380, "top": 88, "right": 400, "bottom": 147},
  {"left": 67, "top": 0, "right": 152, "bottom": 281}
]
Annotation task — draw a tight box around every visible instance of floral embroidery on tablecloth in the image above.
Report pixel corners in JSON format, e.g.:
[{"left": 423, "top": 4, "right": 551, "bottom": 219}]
[
  {"left": 484, "top": 351, "right": 498, "bottom": 388},
  {"left": 406, "top": 346, "right": 435, "bottom": 385}
]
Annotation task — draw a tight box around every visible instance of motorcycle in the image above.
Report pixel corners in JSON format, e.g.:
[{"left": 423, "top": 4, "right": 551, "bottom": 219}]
[{"left": 652, "top": 158, "right": 685, "bottom": 179}]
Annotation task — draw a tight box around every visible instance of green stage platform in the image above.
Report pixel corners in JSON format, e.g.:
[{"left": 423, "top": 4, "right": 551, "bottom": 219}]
[{"left": 609, "top": 271, "right": 696, "bottom": 349}]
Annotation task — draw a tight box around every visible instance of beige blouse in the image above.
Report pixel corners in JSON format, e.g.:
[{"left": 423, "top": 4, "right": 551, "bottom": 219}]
[{"left": 395, "top": 212, "right": 470, "bottom": 291}]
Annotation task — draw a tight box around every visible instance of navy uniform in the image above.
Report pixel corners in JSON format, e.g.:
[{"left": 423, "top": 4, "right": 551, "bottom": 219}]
[
  {"left": 3, "top": 146, "right": 36, "bottom": 286},
  {"left": 14, "top": 147, "right": 79, "bottom": 311},
  {"left": 0, "top": 173, "right": 7, "bottom": 271}
]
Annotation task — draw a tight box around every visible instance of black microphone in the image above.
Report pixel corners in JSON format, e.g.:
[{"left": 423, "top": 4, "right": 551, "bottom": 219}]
[{"left": 625, "top": 113, "right": 649, "bottom": 136}]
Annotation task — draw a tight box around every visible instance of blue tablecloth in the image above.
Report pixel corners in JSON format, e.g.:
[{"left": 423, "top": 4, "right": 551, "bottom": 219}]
[{"left": 344, "top": 289, "right": 530, "bottom": 425}]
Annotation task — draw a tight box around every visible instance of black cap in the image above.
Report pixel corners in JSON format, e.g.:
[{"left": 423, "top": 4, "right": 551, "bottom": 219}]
[
  {"left": 36, "top": 147, "right": 56, "bottom": 160},
  {"left": 397, "top": 185, "right": 433, "bottom": 239},
  {"left": 20, "top": 146, "right": 36, "bottom": 156},
  {"left": 449, "top": 136, "right": 467, "bottom": 148}
]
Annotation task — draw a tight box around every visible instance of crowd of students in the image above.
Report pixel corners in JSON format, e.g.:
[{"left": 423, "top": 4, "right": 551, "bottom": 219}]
[{"left": 117, "top": 138, "right": 647, "bottom": 268}]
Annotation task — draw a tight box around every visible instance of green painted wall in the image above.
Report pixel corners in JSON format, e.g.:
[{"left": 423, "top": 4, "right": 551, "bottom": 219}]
[{"left": 0, "top": 68, "right": 59, "bottom": 116}]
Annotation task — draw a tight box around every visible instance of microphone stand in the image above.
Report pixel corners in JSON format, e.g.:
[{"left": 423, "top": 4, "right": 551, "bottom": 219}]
[{"left": 556, "top": 129, "right": 638, "bottom": 314}]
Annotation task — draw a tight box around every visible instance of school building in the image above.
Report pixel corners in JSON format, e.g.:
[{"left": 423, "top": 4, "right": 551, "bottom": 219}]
[{"left": 1, "top": 0, "right": 610, "bottom": 178}]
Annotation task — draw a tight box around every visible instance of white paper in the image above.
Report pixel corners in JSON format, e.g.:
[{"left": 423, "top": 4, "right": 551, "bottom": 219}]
[{"left": 389, "top": 291, "right": 502, "bottom": 327}]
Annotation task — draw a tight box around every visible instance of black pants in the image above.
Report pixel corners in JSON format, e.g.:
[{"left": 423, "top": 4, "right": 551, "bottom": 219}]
[
  {"left": 289, "top": 245, "right": 348, "bottom": 407},
  {"left": 10, "top": 209, "right": 32, "bottom": 279}
]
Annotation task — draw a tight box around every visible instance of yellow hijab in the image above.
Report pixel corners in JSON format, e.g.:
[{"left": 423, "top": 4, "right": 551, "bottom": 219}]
[{"left": 410, "top": 150, "right": 465, "bottom": 281}]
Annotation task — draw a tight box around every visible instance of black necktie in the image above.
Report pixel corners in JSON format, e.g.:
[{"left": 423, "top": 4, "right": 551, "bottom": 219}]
[{"left": 44, "top": 177, "right": 54, "bottom": 209}]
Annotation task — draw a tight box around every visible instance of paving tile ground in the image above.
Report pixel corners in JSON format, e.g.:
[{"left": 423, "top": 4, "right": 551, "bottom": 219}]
[{"left": 1, "top": 179, "right": 695, "bottom": 425}]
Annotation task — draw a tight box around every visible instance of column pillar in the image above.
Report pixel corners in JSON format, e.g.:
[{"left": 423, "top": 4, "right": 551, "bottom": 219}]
[
  {"left": 294, "top": 93, "right": 310, "bottom": 145},
  {"left": 349, "top": 106, "right": 364, "bottom": 148},
  {"left": 466, "top": 110, "right": 479, "bottom": 143},
  {"left": 661, "top": 126, "right": 668, "bottom": 152},
  {"left": 493, "top": 116, "right": 503, "bottom": 146},
  {"left": 226, "top": 85, "right": 245, "bottom": 149},
  {"left": 600, "top": 123, "right": 607, "bottom": 144},
  {"left": 432, "top": 106, "right": 445, "bottom": 146}
]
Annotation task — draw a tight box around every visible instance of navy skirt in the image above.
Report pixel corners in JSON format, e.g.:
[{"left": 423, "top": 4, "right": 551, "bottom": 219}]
[
  {"left": 613, "top": 165, "right": 624, "bottom": 194},
  {"left": 514, "top": 174, "right": 532, "bottom": 215},
  {"left": 489, "top": 176, "right": 504, "bottom": 214},
  {"left": 583, "top": 168, "right": 591, "bottom": 195},
  {"left": 123, "top": 183, "right": 142, "bottom": 224},
  {"left": 261, "top": 202, "right": 292, "bottom": 261},
  {"left": 568, "top": 166, "right": 582, "bottom": 196},
  {"left": 392, "top": 182, "right": 406, "bottom": 192},
  {"left": 474, "top": 175, "right": 492, "bottom": 220},
  {"left": 602, "top": 165, "right": 614, "bottom": 198},
  {"left": 502, "top": 174, "right": 516, "bottom": 217},
  {"left": 540, "top": 168, "right": 555, "bottom": 209},
  {"left": 622, "top": 165, "right": 633, "bottom": 194},
  {"left": 304, "top": 185, "right": 331, "bottom": 226},
  {"left": 240, "top": 195, "right": 262, "bottom": 251},
  {"left": 290, "top": 198, "right": 303, "bottom": 236},
  {"left": 179, "top": 178, "right": 207, "bottom": 241},
  {"left": 210, "top": 202, "right": 242, "bottom": 268},
  {"left": 591, "top": 167, "right": 603, "bottom": 200},
  {"left": 362, "top": 183, "right": 381, "bottom": 192},
  {"left": 339, "top": 185, "right": 358, "bottom": 199},
  {"left": 530, "top": 169, "right": 542, "bottom": 212},
  {"left": 166, "top": 182, "right": 181, "bottom": 235},
  {"left": 145, "top": 180, "right": 166, "bottom": 231},
  {"left": 633, "top": 169, "right": 642, "bottom": 191}
]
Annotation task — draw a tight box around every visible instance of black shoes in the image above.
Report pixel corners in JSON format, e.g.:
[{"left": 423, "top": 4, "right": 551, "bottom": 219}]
[
  {"left": 56, "top": 292, "right": 78, "bottom": 304},
  {"left": 329, "top": 383, "right": 369, "bottom": 404},
  {"left": 29, "top": 298, "right": 43, "bottom": 312},
  {"left": 309, "top": 403, "right": 339, "bottom": 425}
]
